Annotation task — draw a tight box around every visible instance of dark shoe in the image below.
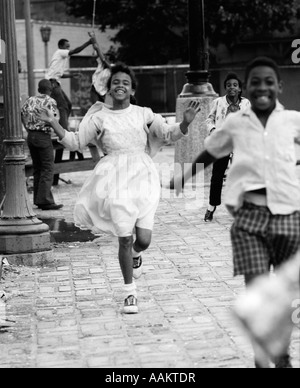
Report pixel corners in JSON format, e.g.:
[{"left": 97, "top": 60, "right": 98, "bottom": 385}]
[
  {"left": 39, "top": 203, "right": 64, "bottom": 211},
  {"left": 275, "top": 354, "right": 293, "bottom": 368},
  {"left": 204, "top": 207, "right": 216, "bottom": 222},
  {"left": 133, "top": 256, "right": 143, "bottom": 279}
]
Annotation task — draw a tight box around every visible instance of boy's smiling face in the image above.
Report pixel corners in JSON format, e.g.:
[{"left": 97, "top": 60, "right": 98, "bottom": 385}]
[
  {"left": 246, "top": 66, "right": 283, "bottom": 114},
  {"left": 225, "top": 79, "right": 241, "bottom": 99}
]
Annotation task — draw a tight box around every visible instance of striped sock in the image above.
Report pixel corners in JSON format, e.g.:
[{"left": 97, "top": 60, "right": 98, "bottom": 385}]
[{"left": 132, "top": 247, "right": 141, "bottom": 259}]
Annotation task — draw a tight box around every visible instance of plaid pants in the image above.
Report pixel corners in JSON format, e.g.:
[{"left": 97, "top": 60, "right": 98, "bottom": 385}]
[{"left": 231, "top": 202, "right": 300, "bottom": 276}]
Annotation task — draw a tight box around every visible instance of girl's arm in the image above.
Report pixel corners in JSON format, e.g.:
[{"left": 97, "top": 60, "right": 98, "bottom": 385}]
[
  {"left": 93, "top": 43, "right": 111, "bottom": 69},
  {"left": 148, "top": 101, "right": 201, "bottom": 143},
  {"left": 36, "top": 108, "right": 101, "bottom": 152},
  {"left": 89, "top": 32, "right": 111, "bottom": 69}
]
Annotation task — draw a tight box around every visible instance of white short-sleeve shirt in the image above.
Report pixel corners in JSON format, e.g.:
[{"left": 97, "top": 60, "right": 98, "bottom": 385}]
[
  {"left": 205, "top": 102, "right": 300, "bottom": 215},
  {"left": 46, "top": 49, "right": 70, "bottom": 80}
]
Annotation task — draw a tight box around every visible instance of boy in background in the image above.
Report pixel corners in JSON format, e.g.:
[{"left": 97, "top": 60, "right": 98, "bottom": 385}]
[
  {"left": 21, "top": 79, "right": 63, "bottom": 210},
  {"left": 204, "top": 73, "right": 250, "bottom": 222}
]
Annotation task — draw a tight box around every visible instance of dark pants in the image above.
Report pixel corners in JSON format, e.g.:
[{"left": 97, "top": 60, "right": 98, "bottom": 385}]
[
  {"left": 49, "top": 79, "right": 72, "bottom": 124},
  {"left": 49, "top": 79, "right": 83, "bottom": 184},
  {"left": 209, "top": 154, "right": 231, "bottom": 207},
  {"left": 27, "top": 131, "right": 55, "bottom": 207}
]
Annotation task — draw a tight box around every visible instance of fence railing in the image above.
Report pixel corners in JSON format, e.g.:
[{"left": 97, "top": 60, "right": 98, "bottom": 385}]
[{"left": 2, "top": 63, "right": 300, "bottom": 113}]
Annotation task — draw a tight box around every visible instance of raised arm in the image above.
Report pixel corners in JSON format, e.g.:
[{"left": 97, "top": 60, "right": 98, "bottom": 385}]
[
  {"left": 89, "top": 33, "right": 111, "bottom": 69},
  {"left": 69, "top": 38, "right": 94, "bottom": 56},
  {"left": 149, "top": 101, "right": 201, "bottom": 143},
  {"left": 180, "top": 101, "right": 202, "bottom": 134}
]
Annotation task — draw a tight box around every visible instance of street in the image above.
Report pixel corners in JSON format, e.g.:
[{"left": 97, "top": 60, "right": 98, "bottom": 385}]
[{"left": 0, "top": 145, "right": 299, "bottom": 368}]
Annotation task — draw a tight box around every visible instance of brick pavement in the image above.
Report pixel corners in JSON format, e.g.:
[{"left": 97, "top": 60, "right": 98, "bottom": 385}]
[{"left": 0, "top": 146, "right": 299, "bottom": 368}]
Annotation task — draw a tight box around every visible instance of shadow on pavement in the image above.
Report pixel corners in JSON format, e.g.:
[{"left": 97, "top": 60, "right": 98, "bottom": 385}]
[{"left": 39, "top": 218, "right": 96, "bottom": 243}]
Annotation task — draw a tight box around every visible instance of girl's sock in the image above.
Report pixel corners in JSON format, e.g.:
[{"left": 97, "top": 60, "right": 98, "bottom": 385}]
[
  {"left": 132, "top": 246, "right": 141, "bottom": 259},
  {"left": 208, "top": 205, "right": 216, "bottom": 212},
  {"left": 123, "top": 282, "right": 137, "bottom": 299}
]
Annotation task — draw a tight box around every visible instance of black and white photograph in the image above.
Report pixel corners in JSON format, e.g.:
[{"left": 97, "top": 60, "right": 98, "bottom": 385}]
[{"left": 0, "top": 0, "right": 299, "bottom": 371}]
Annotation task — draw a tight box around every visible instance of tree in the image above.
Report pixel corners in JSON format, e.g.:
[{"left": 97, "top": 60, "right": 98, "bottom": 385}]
[
  {"left": 64, "top": 0, "right": 300, "bottom": 65},
  {"left": 208, "top": 0, "right": 300, "bottom": 48}
]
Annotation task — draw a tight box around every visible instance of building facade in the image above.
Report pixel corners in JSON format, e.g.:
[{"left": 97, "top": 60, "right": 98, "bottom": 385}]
[{"left": 15, "top": 0, "right": 84, "bottom": 23}]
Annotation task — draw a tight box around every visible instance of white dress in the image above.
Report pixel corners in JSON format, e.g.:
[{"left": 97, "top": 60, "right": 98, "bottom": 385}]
[{"left": 59, "top": 103, "right": 187, "bottom": 237}]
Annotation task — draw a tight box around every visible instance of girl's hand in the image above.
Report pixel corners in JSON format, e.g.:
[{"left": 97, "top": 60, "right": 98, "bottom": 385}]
[
  {"left": 183, "top": 100, "right": 201, "bottom": 125},
  {"left": 88, "top": 32, "right": 97, "bottom": 45},
  {"left": 36, "top": 107, "right": 56, "bottom": 124}
]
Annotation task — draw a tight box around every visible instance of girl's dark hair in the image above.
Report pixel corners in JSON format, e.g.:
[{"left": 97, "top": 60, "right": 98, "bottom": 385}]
[
  {"left": 245, "top": 56, "right": 281, "bottom": 83},
  {"left": 130, "top": 95, "right": 137, "bottom": 105},
  {"left": 107, "top": 62, "right": 138, "bottom": 91},
  {"left": 224, "top": 72, "right": 242, "bottom": 90}
]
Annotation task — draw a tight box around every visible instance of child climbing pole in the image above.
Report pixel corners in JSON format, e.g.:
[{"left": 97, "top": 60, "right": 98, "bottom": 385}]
[{"left": 88, "top": 0, "right": 112, "bottom": 104}]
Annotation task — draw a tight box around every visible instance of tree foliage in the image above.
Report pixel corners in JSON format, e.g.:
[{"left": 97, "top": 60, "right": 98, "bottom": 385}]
[{"left": 64, "top": 0, "right": 300, "bottom": 65}]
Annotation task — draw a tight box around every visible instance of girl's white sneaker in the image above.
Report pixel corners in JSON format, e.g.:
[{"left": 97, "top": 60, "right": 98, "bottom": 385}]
[{"left": 123, "top": 295, "right": 138, "bottom": 314}]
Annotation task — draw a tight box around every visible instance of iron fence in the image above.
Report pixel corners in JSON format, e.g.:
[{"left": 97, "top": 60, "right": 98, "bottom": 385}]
[{"left": 2, "top": 64, "right": 300, "bottom": 115}]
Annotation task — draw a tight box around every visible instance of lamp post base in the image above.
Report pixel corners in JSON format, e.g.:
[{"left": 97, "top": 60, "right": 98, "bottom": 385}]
[
  {"left": 180, "top": 82, "right": 218, "bottom": 98},
  {"left": 2, "top": 250, "right": 54, "bottom": 267},
  {"left": 175, "top": 95, "right": 217, "bottom": 187},
  {"left": 180, "top": 70, "right": 218, "bottom": 98},
  {"left": 0, "top": 218, "right": 51, "bottom": 256}
]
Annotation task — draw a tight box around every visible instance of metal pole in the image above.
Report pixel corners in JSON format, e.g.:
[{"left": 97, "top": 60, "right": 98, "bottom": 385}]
[
  {"left": 45, "top": 41, "right": 49, "bottom": 68},
  {"left": 40, "top": 25, "right": 52, "bottom": 69},
  {"left": 189, "top": 0, "right": 207, "bottom": 75},
  {"left": 0, "top": 0, "right": 51, "bottom": 258},
  {"left": 180, "top": 0, "right": 217, "bottom": 97},
  {"left": 24, "top": 0, "right": 35, "bottom": 96},
  {"left": 175, "top": 0, "right": 217, "bottom": 186}
]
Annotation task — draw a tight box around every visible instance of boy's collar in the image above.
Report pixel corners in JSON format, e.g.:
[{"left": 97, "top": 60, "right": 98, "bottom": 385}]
[
  {"left": 243, "top": 100, "right": 284, "bottom": 117},
  {"left": 274, "top": 100, "right": 285, "bottom": 111},
  {"left": 224, "top": 95, "right": 242, "bottom": 105}
]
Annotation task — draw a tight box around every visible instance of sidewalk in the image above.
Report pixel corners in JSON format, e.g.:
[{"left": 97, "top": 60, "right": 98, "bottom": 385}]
[{"left": 0, "top": 145, "right": 299, "bottom": 368}]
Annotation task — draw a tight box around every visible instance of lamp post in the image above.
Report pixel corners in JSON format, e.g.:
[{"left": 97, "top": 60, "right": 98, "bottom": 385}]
[
  {"left": 180, "top": 0, "right": 217, "bottom": 97},
  {"left": 40, "top": 25, "right": 51, "bottom": 68},
  {"left": 0, "top": 0, "right": 52, "bottom": 266},
  {"left": 175, "top": 0, "right": 218, "bottom": 183},
  {"left": 24, "top": 0, "right": 35, "bottom": 96}
]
